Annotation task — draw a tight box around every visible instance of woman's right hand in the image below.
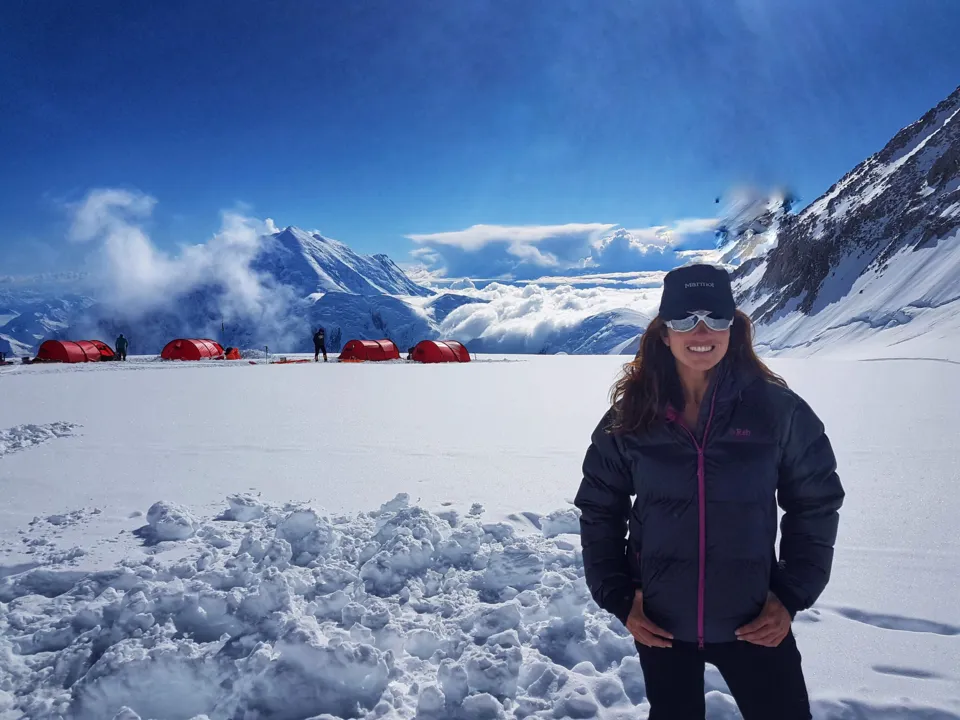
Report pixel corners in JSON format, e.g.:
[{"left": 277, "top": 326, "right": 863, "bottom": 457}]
[{"left": 626, "top": 590, "right": 674, "bottom": 648}]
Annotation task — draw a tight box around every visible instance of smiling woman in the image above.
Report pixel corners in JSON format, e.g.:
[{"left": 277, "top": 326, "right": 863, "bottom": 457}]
[{"left": 575, "top": 263, "right": 845, "bottom": 719}]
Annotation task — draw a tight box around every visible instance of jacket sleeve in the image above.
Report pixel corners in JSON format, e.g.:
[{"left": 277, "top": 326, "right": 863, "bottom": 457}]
[
  {"left": 574, "top": 412, "right": 636, "bottom": 626},
  {"left": 771, "top": 396, "right": 844, "bottom": 616}
]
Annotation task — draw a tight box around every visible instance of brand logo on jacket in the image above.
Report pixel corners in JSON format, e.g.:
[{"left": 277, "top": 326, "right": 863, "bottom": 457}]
[
  {"left": 732, "top": 428, "right": 752, "bottom": 438},
  {"left": 684, "top": 282, "right": 715, "bottom": 288}
]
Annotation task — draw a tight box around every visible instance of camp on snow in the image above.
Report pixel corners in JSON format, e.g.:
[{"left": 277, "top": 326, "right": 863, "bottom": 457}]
[
  {"left": 35, "top": 340, "right": 116, "bottom": 363},
  {"left": 338, "top": 339, "right": 401, "bottom": 362},
  {"left": 160, "top": 339, "right": 240, "bottom": 361},
  {"left": 408, "top": 340, "right": 471, "bottom": 363},
  {"left": 23, "top": 336, "right": 469, "bottom": 366}
]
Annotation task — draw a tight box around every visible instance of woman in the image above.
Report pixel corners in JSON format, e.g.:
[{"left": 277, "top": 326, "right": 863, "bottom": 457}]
[{"left": 575, "top": 263, "right": 843, "bottom": 719}]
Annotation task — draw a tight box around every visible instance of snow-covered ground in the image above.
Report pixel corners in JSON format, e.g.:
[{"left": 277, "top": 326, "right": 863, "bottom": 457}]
[
  {"left": 0, "top": 356, "right": 958, "bottom": 719},
  {"left": 737, "top": 228, "right": 960, "bottom": 363}
]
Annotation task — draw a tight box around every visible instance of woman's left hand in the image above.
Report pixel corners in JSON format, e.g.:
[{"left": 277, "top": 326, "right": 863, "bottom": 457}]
[{"left": 736, "top": 592, "right": 791, "bottom": 646}]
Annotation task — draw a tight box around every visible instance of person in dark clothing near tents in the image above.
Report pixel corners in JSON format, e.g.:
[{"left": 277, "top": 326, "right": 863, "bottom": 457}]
[
  {"left": 575, "top": 264, "right": 843, "bottom": 720},
  {"left": 115, "top": 334, "right": 128, "bottom": 361},
  {"left": 313, "top": 327, "right": 327, "bottom": 362}
]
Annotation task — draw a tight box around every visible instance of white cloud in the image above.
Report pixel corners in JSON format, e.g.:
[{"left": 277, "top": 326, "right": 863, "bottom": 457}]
[
  {"left": 408, "top": 223, "right": 615, "bottom": 251},
  {"left": 525, "top": 270, "right": 667, "bottom": 288},
  {"left": 438, "top": 281, "right": 662, "bottom": 354},
  {"left": 69, "top": 189, "right": 157, "bottom": 244},
  {"left": 409, "top": 219, "right": 720, "bottom": 280},
  {"left": 670, "top": 217, "right": 722, "bottom": 235},
  {"left": 407, "top": 223, "right": 615, "bottom": 280},
  {"left": 506, "top": 241, "right": 560, "bottom": 267}
]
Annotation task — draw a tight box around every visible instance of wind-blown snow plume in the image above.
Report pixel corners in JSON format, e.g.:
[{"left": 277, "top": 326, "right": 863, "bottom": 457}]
[
  {"left": 68, "top": 189, "right": 297, "bottom": 349},
  {"left": 713, "top": 186, "right": 795, "bottom": 263}
]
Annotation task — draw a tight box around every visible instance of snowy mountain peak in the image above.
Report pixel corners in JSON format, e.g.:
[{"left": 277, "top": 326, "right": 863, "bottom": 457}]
[{"left": 255, "top": 226, "right": 433, "bottom": 298}]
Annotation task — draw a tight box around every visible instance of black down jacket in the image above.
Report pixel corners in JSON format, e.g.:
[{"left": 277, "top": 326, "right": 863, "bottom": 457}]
[{"left": 574, "top": 362, "right": 844, "bottom": 644}]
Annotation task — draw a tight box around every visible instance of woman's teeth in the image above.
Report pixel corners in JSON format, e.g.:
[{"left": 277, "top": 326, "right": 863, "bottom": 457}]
[{"left": 688, "top": 346, "right": 714, "bottom": 353}]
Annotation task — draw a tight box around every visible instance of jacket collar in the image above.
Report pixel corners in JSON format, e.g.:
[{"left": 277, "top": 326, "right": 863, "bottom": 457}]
[{"left": 664, "top": 358, "right": 759, "bottom": 429}]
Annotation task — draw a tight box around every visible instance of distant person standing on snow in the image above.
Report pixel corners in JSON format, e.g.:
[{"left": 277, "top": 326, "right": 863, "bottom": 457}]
[
  {"left": 313, "top": 327, "right": 327, "bottom": 362},
  {"left": 115, "top": 334, "right": 128, "bottom": 361},
  {"left": 575, "top": 264, "right": 843, "bottom": 719}
]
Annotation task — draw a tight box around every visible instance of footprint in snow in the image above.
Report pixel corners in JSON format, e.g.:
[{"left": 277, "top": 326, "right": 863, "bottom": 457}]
[
  {"left": 506, "top": 511, "right": 542, "bottom": 530},
  {"left": 831, "top": 607, "right": 960, "bottom": 636},
  {"left": 872, "top": 665, "right": 949, "bottom": 681}
]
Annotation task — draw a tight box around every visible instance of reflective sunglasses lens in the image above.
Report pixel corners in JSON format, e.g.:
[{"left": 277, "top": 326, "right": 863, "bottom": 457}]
[
  {"left": 666, "top": 314, "right": 734, "bottom": 332},
  {"left": 703, "top": 316, "right": 734, "bottom": 331},
  {"left": 666, "top": 316, "right": 698, "bottom": 332}
]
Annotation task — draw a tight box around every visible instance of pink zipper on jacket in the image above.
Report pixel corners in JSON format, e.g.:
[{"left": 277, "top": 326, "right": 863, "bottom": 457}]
[{"left": 672, "top": 387, "right": 720, "bottom": 649}]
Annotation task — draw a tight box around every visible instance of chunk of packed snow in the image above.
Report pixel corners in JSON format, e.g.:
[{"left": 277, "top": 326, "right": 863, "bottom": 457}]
[
  {"left": 541, "top": 508, "right": 581, "bottom": 538},
  {"left": 140, "top": 501, "right": 199, "bottom": 542},
  {"left": 222, "top": 493, "right": 266, "bottom": 522}
]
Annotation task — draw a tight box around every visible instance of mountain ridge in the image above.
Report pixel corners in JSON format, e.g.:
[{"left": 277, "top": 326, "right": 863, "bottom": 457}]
[{"left": 730, "top": 85, "right": 960, "bottom": 359}]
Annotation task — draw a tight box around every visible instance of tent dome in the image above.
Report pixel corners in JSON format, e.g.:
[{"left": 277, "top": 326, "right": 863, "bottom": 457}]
[
  {"left": 160, "top": 339, "right": 224, "bottom": 361},
  {"left": 36, "top": 340, "right": 115, "bottom": 363},
  {"left": 338, "top": 339, "right": 400, "bottom": 362},
  {"left": 409, "top": 340, "right": 471, "bottom": 364}
]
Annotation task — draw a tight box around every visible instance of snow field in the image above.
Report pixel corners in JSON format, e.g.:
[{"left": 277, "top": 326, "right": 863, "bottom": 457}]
[{"left": 0, "top": 356, "right": 958, "bottom": 719}]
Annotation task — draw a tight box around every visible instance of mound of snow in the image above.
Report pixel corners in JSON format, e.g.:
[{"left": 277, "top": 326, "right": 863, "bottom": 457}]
[
  {"left": 137, "top": 501, "right": 199, "bottom": 543},
  {"left": 221, "top": 493, "right": 266, "bottom": 522},
  {"left": 541, "top": 508, "right": 581, "bottom": 538}
]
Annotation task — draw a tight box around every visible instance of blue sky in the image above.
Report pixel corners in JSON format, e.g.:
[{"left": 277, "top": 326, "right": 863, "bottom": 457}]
[{"left": 1, "top": 0, "right": 959, "bottom": 278}]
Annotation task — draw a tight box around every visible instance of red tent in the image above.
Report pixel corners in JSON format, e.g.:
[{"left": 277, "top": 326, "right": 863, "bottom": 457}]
[
  {"left": 90, "top": 340, "right": 117, "bottom": 360},
  {"left": 36, "top": 340, "right": 115, "bottom": 363},
  {"left": 339, "top": 339, "right": 400, "bottom": 362},
  {"left": 161, "top": 338, "right": 224, "bottom": 361},
  {"left": 410, "top": 340, "right": 471, "bottom": 364}
]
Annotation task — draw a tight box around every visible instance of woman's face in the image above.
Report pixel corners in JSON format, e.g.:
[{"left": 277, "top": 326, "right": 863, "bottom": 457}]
[{"left": 663, "top": 321, "right": 730, "bottom": 373}]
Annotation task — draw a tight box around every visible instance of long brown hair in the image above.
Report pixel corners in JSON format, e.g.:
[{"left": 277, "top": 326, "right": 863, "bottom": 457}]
[{"left": 609, "top": 310, "right": 786, "bottom": 434}]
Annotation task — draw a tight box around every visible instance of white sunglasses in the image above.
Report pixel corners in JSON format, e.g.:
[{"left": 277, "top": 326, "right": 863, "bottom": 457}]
[{"left": 664, "top": 310, "right": 734, "bottom": 333}]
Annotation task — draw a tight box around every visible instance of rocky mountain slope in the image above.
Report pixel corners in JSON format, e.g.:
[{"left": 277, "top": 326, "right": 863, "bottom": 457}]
[{"left": 733, "top": 85, "right": 960, "bottom": 358}]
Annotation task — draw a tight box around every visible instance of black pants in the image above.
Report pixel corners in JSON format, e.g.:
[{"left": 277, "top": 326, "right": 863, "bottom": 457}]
[
  {"left": 119, "top": 350, "right": 127, "bottom": 361},
  {"left": 636, "top": 633, "right": 811, "bottom": 719},
  {"left": 314, "top": 344, "right": 327, "bottom": 362}
]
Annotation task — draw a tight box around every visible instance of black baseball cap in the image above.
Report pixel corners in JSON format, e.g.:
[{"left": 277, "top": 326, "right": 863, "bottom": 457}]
[{"left": 658, "top": 264, "right": 736, "bottom": 321}]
